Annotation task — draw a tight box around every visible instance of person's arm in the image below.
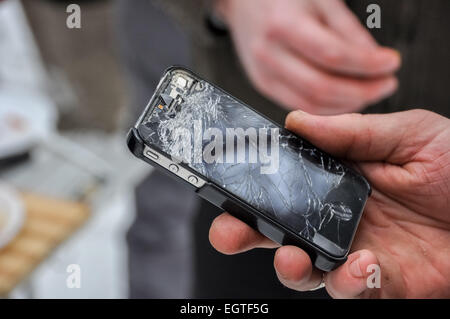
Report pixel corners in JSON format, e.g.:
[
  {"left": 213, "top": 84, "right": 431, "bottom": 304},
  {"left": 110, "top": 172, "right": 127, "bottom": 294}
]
[{"left": 209, "top": 109, "right": 450, "bottom": 298}]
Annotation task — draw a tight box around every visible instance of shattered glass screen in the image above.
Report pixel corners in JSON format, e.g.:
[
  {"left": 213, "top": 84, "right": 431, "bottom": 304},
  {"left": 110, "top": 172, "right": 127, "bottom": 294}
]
[{"left": 137, "top": 70, "right": 370, "bottom": 256}]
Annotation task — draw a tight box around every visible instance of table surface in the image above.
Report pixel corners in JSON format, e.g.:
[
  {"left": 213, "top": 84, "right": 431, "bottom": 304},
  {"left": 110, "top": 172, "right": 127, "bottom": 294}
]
[{"left": 0, "top": 193, "right": 90, "bottom": 296}]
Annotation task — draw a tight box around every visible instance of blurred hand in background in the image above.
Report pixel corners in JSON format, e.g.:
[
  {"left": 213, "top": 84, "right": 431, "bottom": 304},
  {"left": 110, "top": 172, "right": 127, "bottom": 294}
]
[
  {"left": 209, "top": 109, "right": 450, "bottom": 298},
  {"left": 216, "top": 0, "right": 401, "bottom": 114}
]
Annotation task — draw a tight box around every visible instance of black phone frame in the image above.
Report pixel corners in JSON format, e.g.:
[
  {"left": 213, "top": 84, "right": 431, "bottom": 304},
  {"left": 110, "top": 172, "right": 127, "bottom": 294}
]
[{"left": 127, "top": 66, "right": 371, "bottom": 272}]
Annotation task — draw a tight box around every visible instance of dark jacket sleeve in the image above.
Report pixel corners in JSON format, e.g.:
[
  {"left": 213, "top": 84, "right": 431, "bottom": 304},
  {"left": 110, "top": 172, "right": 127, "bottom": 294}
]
[{"left": 151, "top": 0, "right": 217, "bottom": 46}]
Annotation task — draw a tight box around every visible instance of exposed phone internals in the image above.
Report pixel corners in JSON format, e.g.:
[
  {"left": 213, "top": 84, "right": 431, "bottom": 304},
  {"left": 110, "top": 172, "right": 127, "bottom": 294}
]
[{"left": 127, "top": 66, "right": 371, "bottom": 271}]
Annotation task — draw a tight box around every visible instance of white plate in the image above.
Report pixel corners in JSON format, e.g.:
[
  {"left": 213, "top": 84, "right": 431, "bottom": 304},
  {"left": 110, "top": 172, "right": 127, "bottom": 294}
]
[{"left": 0, "top": 184, "right": 25, "bottom": 249}]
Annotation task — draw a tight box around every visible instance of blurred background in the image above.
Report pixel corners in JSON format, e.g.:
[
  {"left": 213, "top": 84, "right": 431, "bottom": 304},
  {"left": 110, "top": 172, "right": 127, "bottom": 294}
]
[{"left": 0, "top": 0, "right": 161, "bottom": 298}]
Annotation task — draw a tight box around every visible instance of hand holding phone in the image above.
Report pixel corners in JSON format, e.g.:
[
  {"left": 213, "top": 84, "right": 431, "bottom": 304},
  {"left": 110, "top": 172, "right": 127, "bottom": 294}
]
[
  {"left": 209, "top": 109, "right": 450, "bottom": 298},
  {"left": 128, "top": 66, "right": 371, "bottom": 271}
]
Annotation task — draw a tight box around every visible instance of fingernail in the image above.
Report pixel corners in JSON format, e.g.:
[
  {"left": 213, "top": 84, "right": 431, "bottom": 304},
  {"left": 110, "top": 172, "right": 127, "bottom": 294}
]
[{"left": 349, "top": 253, "right": 364, "bottom": 278}]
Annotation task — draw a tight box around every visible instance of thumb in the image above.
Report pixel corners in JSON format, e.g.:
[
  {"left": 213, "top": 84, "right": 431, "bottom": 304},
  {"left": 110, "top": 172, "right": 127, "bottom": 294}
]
[
  {"left": 285, "top": 109, "right": 428, "bottom": 164},
  {"left": 325, "top": 249, "right": 380, "bottom": 299}
]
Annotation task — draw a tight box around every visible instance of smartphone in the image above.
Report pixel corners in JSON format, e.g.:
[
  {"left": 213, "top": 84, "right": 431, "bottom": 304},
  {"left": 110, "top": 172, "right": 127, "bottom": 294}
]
[{"left": 127, "top": 66, "right": 371, "bottom": 271}]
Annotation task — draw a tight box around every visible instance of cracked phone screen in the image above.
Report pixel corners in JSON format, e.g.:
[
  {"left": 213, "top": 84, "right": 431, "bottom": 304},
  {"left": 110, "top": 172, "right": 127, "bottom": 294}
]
[{"left": 138, "top": 69, "right": 370, "bottom": 257}]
